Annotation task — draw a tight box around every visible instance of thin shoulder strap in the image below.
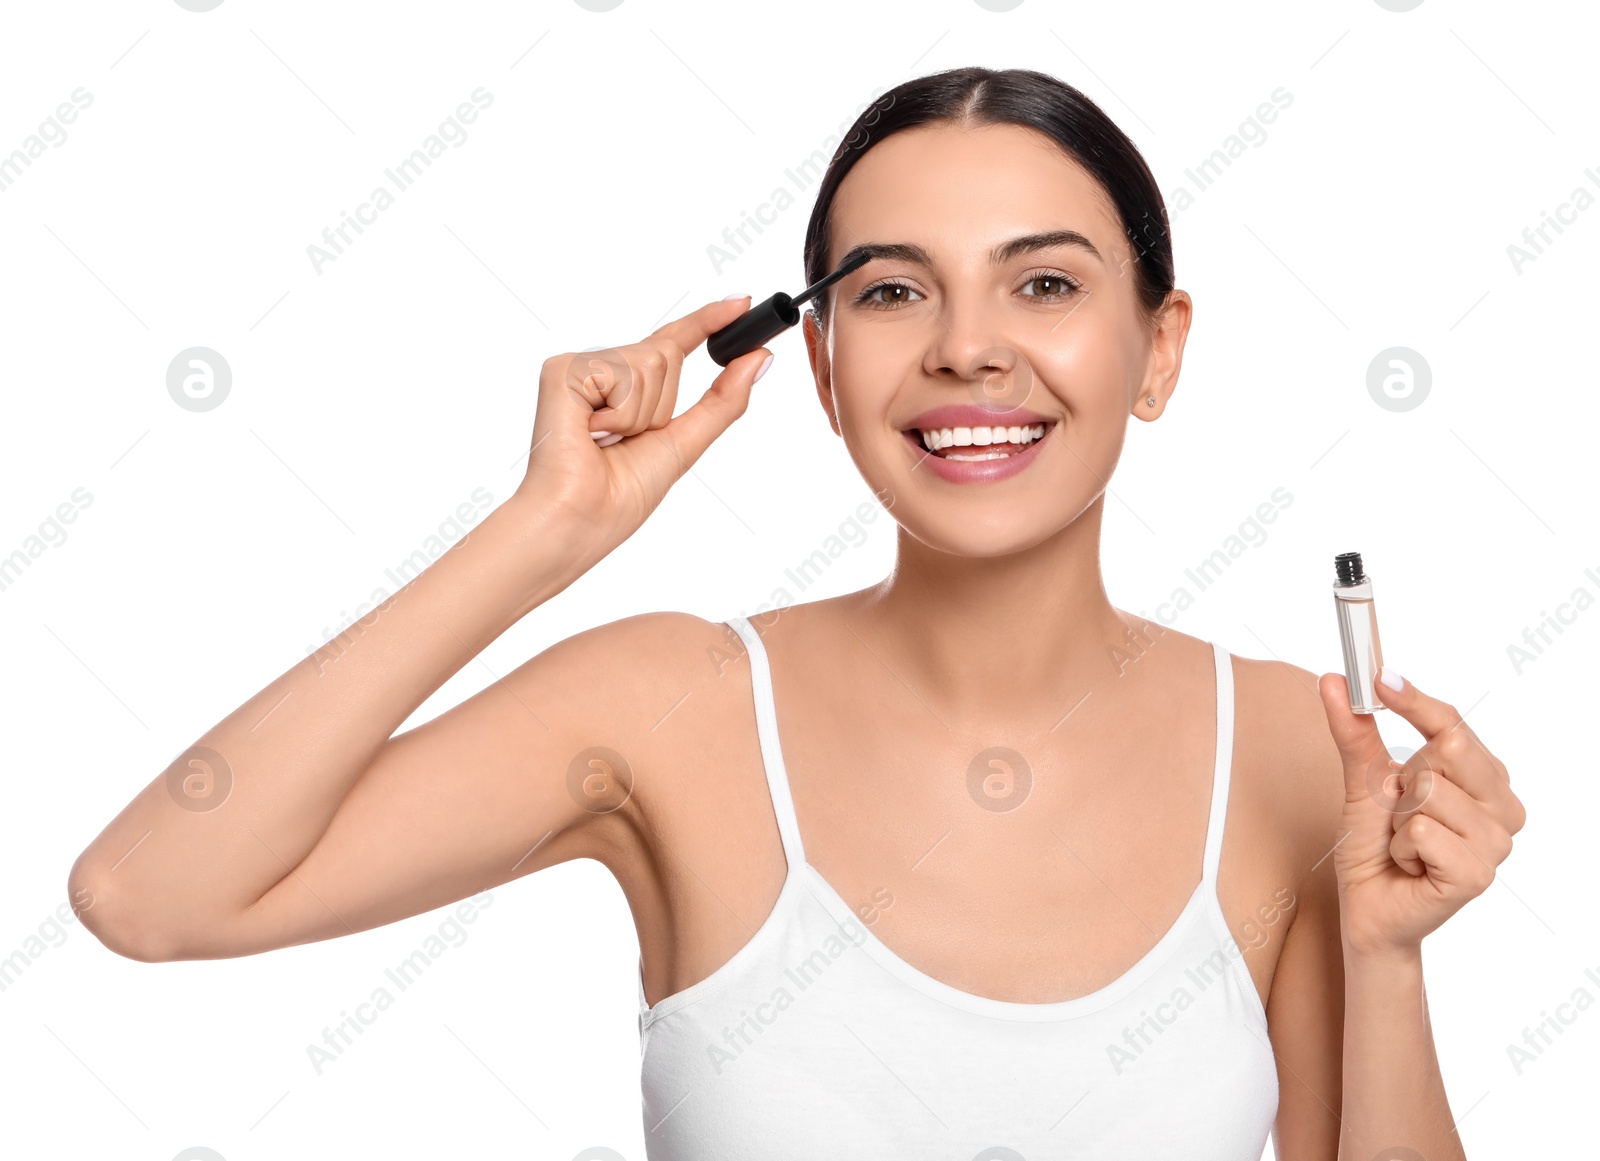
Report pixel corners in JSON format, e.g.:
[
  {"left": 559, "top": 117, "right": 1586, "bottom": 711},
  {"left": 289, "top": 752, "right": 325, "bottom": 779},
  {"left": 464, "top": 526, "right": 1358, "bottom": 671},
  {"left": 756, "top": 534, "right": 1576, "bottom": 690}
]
[
  {"left": 723, "top": 616, "right": 807, "bottom": 869},
  {"left": 1201, "top": 641, "right": 1235, "bottom": 885}
]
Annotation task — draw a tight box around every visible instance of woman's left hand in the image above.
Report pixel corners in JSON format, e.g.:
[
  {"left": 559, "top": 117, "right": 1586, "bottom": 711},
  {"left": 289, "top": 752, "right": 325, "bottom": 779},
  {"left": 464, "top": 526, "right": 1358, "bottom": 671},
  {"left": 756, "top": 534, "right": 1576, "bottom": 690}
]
[{"left": 1318, "top": 666, "right": 1527, "bottom": 960}]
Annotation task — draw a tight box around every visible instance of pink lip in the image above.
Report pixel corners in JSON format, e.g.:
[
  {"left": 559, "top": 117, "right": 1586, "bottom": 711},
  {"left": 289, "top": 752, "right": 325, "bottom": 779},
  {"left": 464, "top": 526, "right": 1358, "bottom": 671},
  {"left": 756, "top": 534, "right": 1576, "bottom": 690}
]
[
  {"left": 899, "top": 422, "right": 1056, "bottom": 484},
  {"left": 902, "top": 403, "right": 1053, "bottom": 431}
]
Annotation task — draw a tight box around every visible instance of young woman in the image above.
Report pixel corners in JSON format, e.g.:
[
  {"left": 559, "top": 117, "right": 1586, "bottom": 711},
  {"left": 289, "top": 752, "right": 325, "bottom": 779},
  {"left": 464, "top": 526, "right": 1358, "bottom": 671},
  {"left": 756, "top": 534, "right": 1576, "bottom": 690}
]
[{"left": 70, "top": 67, "right": 1524, "bottom": 1159}]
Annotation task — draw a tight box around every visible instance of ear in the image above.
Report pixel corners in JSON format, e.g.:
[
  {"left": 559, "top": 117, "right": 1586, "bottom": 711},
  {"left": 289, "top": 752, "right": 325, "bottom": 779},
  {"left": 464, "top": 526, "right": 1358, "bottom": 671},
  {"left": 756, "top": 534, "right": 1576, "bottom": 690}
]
[
  {"left": 802, "top": 309, "right": 841, "bottom": 437},
  {"left": 1132, "top": 289, "right": 1192, "bottom": 422}
]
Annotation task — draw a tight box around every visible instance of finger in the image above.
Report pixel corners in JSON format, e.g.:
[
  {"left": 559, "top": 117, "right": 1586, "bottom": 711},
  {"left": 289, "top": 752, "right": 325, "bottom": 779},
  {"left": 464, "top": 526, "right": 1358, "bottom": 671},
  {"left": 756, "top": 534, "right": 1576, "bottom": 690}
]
[
  {"left": 647, "top": 295, "right": 752, "bottom": 359},
  {"left": 649, "top": 351, "right": 678, "bottom": 430},
  {"left": 1390, "top": 766, "right": 1514, "bottom": 867},
  {"left": 626, "top": 296, "right": 752, "bottom": 436},
  {"left": 636, "top": 345, "right": 670, "bottom": 433},
  {"left": 1371, "top": 667, "right": 1482, "bottom": 750},
  {"left": 557, "top": 348, "right": 639, "bottom": 429},
  {"left": 1318, "top": 671, "right": 1388, "bottom": 791},
  {"left": 539, "top": 349, "right": 636, "bottom": 448},
  {"left": 1388, "top": 813, "right": 1426, "bottom": 876},
  {"left": 1401, "top": 731, "right": 1515, "bottom": 814},
  {"left": 1389, "top": 812, "right": 1494, "bottom": 897},
  {"left": 590, "top": 343, "right": 667, "bottom": 437},
  {"left": 629, "top": 346, "right": 771, "bottom": 479}
]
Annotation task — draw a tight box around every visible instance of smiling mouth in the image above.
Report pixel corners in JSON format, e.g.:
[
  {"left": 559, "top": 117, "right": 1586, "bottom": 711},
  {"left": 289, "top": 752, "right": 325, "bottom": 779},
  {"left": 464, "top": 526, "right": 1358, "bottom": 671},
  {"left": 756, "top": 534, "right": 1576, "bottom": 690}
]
[{"left": 901, "top": 420, "right": 1057, "bottom": 460}]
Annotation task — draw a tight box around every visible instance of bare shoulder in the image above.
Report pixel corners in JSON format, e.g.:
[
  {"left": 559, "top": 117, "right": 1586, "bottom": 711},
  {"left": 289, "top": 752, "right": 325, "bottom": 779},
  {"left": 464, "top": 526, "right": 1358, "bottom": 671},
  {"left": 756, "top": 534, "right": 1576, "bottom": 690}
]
[
  {"left": 1228, "top": 651, "right": 1346, "bottom": 917},
  {"left": 538, "top": 608, "right": 760, "bottom": 855},
  {"left": 549, "top": 609, "right": 787, "bottom": 970},
  {"left": 513, "top": 609, "right": 741, "bottom": 837},
  {"left": 537, "top": 608, "right": 747, "bottom": 769},
  {"left": 543, "top": 608, "right": 734, "bottom": 674},
  {"left": 1227, "top": 653, "right": 1352, "bottom": 1136},
  {"left": 531, "top": 609, "right": 743, "bottom": 736}
]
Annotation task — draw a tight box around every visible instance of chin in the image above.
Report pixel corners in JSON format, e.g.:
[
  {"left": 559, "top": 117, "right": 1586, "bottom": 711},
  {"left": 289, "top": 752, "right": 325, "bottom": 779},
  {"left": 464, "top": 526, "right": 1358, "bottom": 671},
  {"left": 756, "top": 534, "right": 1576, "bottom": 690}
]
[{"left": 892, "top": 502, "right": 1086, "bottom": 560}]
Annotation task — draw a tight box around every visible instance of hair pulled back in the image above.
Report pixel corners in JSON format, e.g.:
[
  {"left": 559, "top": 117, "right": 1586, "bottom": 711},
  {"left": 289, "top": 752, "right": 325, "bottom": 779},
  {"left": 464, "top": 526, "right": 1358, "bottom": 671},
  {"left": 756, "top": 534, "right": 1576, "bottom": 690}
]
[{"left": 801, "top": 67, "right": 1173, "bottom": 331}]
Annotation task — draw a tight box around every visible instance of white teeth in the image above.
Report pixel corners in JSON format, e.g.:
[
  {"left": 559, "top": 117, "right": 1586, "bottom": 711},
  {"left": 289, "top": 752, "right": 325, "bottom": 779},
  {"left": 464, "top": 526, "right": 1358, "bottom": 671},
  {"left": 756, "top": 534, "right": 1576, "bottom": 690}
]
[{"left": 917, "top": 422, "right": 1046, "bottom": 453}]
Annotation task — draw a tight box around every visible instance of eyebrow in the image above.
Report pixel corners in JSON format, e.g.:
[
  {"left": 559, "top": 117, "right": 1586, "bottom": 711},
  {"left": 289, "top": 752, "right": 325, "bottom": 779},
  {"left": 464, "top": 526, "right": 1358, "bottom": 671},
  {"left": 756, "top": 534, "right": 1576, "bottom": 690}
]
[{"left": 836, "top": 229, "right": 1104, "bottom": 275}]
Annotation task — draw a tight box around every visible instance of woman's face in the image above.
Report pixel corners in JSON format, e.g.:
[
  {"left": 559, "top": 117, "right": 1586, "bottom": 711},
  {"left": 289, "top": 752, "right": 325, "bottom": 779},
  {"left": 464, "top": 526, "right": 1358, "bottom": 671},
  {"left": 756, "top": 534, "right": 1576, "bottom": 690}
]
[{"left": 804, "top": 120, "right": 1190, "bottom": 558}]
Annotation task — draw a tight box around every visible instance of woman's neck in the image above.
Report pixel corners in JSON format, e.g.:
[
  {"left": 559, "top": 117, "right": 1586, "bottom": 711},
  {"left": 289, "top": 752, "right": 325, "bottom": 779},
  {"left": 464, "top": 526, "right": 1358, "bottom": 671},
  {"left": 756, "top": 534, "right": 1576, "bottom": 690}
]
[{"left": 837, "top": 497, "right": 1135, "bottom": 712}]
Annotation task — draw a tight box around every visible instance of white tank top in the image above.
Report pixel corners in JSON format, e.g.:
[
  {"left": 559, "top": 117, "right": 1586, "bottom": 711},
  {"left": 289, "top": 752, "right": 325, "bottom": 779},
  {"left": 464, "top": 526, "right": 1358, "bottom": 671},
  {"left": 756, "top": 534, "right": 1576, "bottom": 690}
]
[{"left": 637, "top": 616, "right": 1279, "bottom": 1158}]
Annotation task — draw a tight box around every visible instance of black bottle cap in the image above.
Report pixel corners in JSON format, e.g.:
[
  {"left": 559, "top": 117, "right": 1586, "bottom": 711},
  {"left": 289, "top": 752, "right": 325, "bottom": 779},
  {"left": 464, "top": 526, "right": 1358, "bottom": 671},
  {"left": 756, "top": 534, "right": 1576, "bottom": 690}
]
[{"left": 1334, "top": 551, "right": 1365, "bottom": 585}]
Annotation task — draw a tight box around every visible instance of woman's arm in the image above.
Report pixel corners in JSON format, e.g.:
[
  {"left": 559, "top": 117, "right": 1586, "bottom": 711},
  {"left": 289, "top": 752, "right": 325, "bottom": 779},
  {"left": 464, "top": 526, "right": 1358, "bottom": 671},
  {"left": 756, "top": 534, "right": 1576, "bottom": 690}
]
[
  {"left": 1268, "top": 848, "right": 1466, "bottom": 1161},
  {"left": 1340, "top": 946, "right": 1461, "bottom": 1160},
  {"left": 1257, "top": 656, "right": 1524, "bottom": 1161},
  {"left": 1262, "top": 821, "right": 1344, "bottom": 1158},
  {"left": 66, "top": 297, "right": 773, "bottom": 961},
  {"left": 1315, "top": 666, "right": 1524, "bottom": 1160},
  {"left": 1251, "top": 661, "right": 1346, "bottom": 1158},
  {"left": 67, "top": 493, "right": 599, "bottom": 960}
]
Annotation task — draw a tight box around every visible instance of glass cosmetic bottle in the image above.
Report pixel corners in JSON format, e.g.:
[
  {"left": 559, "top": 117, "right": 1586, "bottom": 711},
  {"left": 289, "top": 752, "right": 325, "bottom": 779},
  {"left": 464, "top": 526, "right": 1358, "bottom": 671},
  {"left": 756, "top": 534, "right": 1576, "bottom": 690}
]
[{"left": 1333, "top": 551, "right": 1386, "bottom": 715}]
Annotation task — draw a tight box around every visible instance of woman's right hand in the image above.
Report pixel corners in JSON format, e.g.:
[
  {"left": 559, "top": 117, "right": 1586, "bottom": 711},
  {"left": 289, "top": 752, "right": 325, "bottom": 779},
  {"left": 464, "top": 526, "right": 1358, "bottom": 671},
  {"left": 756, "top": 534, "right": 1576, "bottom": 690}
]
[{"left": 516, "top": 295, "right": 773, "bottom": 552}]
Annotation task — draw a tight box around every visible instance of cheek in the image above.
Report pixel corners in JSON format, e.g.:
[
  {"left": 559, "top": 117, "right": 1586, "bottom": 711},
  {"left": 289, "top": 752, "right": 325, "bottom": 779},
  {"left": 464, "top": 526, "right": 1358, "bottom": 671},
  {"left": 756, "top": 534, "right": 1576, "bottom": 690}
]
[
  {"left": 829, "top": 334, "right": 906, "bottom": 426},
  {"left": 1028, "top": 323, "right": 1133, "bottom": 417}
]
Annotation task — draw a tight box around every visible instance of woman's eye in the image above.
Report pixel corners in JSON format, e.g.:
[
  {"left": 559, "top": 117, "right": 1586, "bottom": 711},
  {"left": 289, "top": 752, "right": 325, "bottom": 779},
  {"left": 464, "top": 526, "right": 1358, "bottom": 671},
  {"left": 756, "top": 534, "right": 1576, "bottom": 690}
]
[
  {"left": 858, "top": 281, "right": 922, "bottom": 307},
  {"left": 857, "top": 274, "right": 1082, "bottom": 308},
  {"left": 1020, "top": 274, "right": 1081, "bottom": 300}
]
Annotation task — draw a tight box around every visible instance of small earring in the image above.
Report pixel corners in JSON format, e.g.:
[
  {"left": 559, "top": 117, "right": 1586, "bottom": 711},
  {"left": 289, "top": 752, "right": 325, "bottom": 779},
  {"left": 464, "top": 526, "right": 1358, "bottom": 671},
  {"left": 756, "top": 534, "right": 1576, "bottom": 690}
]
[{"left": 1146, "top": 396, "right": 1157, "bottom": 406}]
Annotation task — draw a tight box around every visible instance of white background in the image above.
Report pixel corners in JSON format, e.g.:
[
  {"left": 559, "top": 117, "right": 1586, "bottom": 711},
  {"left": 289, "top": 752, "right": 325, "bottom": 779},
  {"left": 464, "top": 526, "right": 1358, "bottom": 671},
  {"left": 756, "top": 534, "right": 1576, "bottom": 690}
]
[{"left": 1, "top": 1, "right": 1594, "bottom": 1157}]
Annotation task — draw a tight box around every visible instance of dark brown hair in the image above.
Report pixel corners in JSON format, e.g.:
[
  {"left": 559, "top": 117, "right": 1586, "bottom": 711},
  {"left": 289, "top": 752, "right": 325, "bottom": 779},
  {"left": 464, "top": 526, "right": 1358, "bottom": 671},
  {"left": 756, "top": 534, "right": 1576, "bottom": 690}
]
[{"left": 801, "top": 66, "right": 1173, "bottom": 332}]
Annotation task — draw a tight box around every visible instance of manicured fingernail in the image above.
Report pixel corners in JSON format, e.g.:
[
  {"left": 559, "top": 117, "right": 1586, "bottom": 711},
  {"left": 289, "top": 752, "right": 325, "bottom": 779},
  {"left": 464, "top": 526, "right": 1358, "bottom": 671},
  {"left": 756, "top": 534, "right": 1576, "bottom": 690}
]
[
  {"left": 753, "top": 352, "right": 774, "bottom": 382},
  {"left": 590, "top": 430, "right": 612, "bottom": 440},
  {"left": 722, "top": 292, "right": 749, "bottom": 301},
  {"left": 595, "top": 432, "right": 624, "bottom": 447},
  {"left": 1379, "top": 667, "right": 1405, "bottom": 692}
]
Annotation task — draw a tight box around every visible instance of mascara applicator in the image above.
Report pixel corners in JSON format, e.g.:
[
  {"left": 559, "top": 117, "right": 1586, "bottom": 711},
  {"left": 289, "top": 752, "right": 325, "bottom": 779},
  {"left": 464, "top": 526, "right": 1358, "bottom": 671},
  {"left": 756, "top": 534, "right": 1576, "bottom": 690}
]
[{"left": 708, "top": 251, "right": 872, "bottom": 367}]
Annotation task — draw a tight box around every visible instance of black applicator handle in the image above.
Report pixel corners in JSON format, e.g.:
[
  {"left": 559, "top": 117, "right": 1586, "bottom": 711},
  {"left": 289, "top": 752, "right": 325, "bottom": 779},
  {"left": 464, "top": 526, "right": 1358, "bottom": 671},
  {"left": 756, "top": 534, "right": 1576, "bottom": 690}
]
[
  {"left": 705, "top": 292, "right": 799, "bottom": 369},
  {"left": 706, "top": 251, "right": 872, "bottom": 367}
]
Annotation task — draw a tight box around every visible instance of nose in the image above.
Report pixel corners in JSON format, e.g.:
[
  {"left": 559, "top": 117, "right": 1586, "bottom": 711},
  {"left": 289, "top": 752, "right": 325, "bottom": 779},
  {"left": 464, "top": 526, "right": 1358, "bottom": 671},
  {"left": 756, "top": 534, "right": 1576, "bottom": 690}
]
[{"left": 923, "top": 294, "right": 1034, "bottom": 410}]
